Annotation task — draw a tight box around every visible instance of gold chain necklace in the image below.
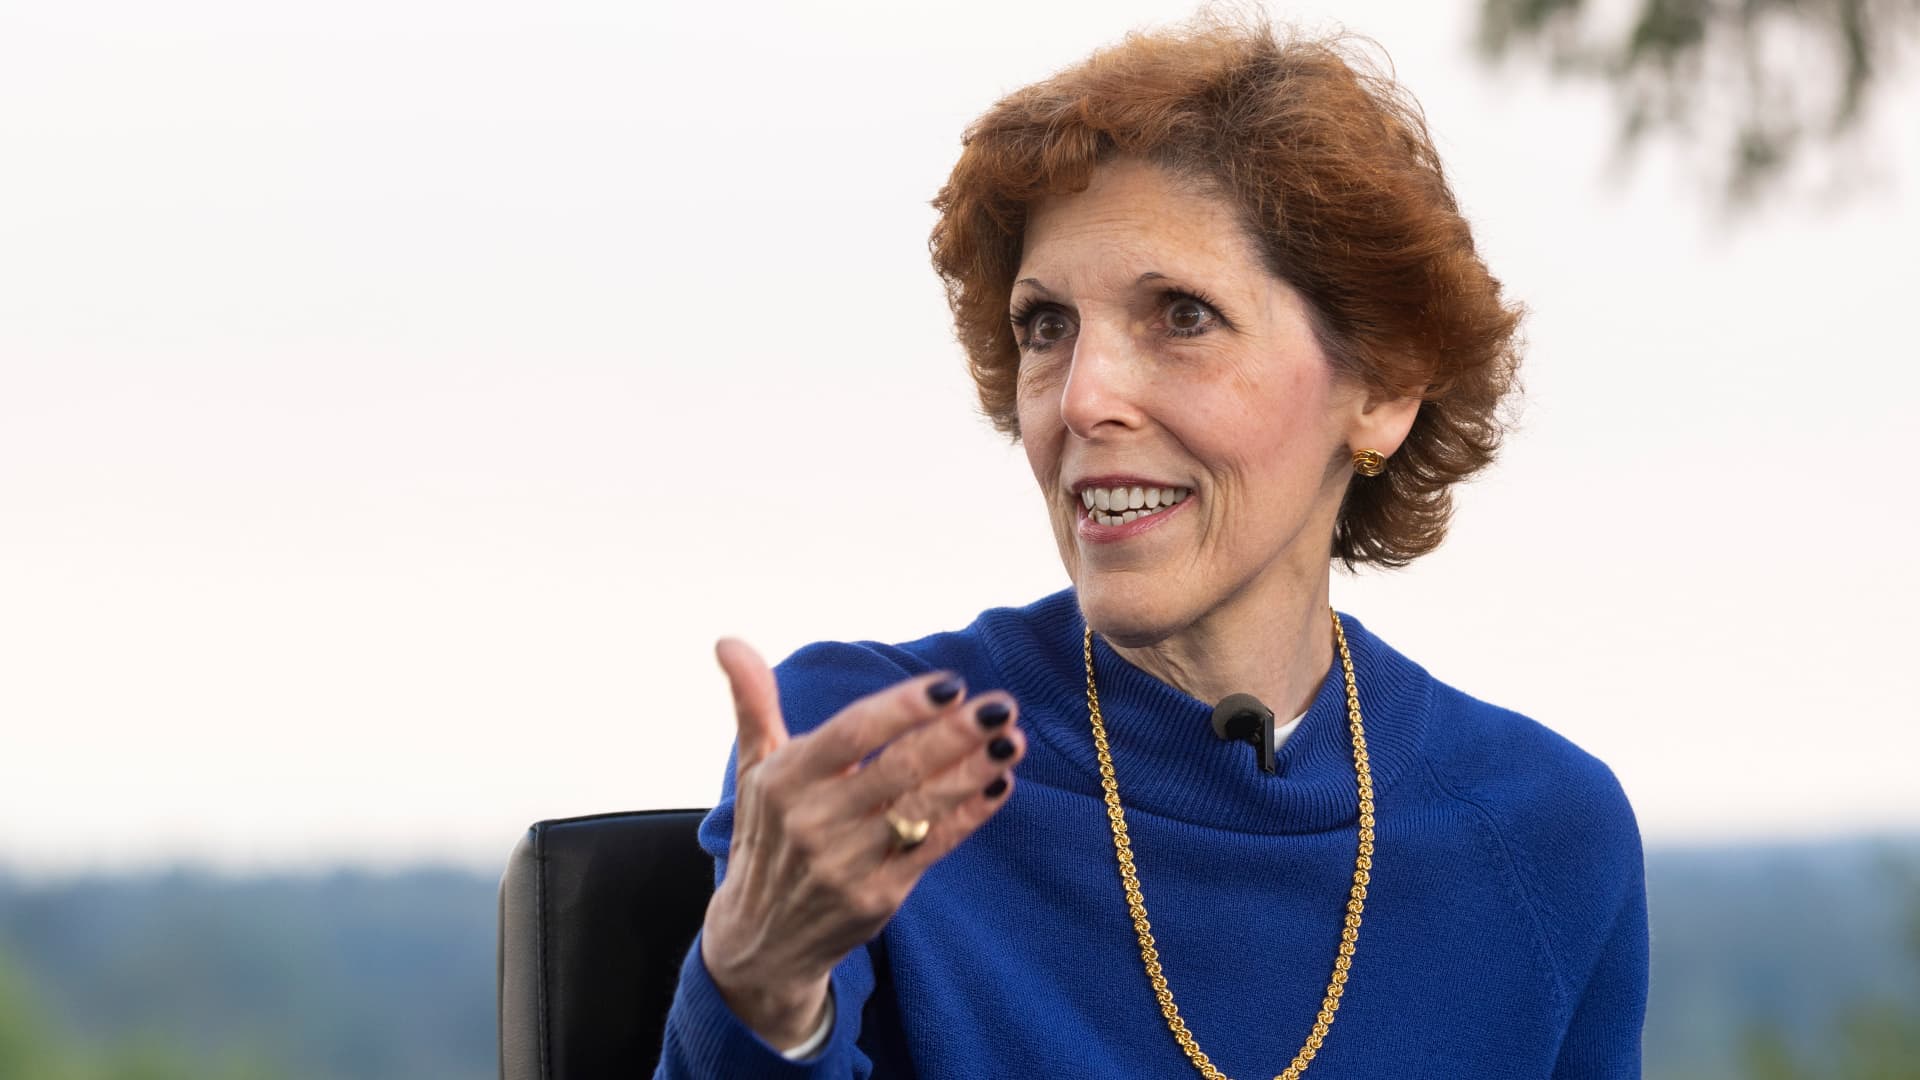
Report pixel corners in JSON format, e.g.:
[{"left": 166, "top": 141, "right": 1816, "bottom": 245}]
[{"left": 1082, "top": 608, "right": 1374, "bottom": 1080}]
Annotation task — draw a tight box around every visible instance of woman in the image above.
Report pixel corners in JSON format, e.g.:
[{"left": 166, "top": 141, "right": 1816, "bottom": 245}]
[{"left": 656, "top": 15, "right": 1647, "bottom": 1079}]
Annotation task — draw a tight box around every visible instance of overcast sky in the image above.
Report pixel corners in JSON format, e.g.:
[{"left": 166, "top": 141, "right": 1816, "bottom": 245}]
[{"left": 3, "top": 0, "right": 1916, "bottom": 875}]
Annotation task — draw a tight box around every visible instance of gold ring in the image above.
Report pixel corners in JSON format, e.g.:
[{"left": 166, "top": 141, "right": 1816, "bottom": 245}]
[{"left": 885, "top": 810, "right": 930, "bottom": 852}]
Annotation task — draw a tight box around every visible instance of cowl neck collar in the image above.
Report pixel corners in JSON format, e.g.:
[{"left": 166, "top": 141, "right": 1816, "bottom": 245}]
[{"left": 979, "top": 589, "right": 1433, "bottom": 835}]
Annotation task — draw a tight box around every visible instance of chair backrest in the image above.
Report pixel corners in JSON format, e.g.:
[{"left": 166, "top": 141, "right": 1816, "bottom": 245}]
[{"left": 498, "top": 808, "right": 714, "bottom": 1080}]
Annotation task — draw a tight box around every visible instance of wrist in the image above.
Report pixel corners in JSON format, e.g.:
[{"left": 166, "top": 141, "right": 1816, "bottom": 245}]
[
  {"left": 779, "top": 987, "right": 836, "bottom": 1060},
  {"left": 700, "top": 934, "right": 831, "bottom": 1048}
]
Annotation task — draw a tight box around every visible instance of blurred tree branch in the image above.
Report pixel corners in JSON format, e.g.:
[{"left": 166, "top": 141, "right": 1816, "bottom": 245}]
[{"left": 1476, "top": 0, "right": 1920, "bottom": 206}]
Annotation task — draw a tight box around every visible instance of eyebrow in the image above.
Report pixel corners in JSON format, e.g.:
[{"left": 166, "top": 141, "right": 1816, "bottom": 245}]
[{"left": 1013, "top": 271, "right": 1172, "bottom": 294}]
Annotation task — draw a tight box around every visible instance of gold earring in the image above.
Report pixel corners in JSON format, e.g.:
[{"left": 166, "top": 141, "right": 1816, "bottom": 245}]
[{"left": 1352, "top": 448, "right": 1386, "bottom": 477}]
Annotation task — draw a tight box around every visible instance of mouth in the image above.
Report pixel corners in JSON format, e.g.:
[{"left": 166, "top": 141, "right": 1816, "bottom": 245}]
[{"left": 1074, "top": 482, "right": 1193, "bottom": 528}]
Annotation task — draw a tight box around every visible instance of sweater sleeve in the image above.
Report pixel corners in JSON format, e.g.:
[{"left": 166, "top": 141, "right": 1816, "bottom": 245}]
[
  {"left": 1512, "top": 750, "right": 1649, "bottom": 1079},
  {"left": 1550, "top": 852, "right": 1649, "bottom": 1079},
  {"left": 652, "top": 925, "right": 874, "bottom": 1078},
  {"left": 1427, "top": 691, "right": 1651, "bottom": 1077},
  {"left": 653, "top": 640, "right": 931, "bottom": 1080}
]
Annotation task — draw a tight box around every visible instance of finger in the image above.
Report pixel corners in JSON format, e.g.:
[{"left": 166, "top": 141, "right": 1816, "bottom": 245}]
[
  {"left": 715, "top": 637, "right": 789, "bottom": 781},
  {"left": 833, "top": 692, "right": 1019, "bottom": 819},
  {"left": 784, "top": 669, "right": 968, "bottom": 781},
  {"left": 878, "top": 723, "right": 1026, "bottom": 876}
]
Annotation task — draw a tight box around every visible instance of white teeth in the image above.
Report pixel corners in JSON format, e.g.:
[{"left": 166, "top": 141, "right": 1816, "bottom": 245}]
[{"left": 1078, "top": 485, "right": 1194, "bottom": 526}]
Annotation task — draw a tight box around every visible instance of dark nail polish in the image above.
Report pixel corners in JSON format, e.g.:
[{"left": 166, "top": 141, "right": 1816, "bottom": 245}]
[
  {"left": 927, "top": 677, "right": 962, "bottom": 706},
  {"left": 983, "top": 776, "right": 1008, "bottom": 799},
  {"left": 976, "top": 701, "right": 1011, "bottom": 729},
  {"left": 988, "top": 736, "right": 1016, "bottom": 761}
]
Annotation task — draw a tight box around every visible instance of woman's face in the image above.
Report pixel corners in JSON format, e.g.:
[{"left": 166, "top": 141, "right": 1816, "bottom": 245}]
[{"left": 1013, "top": 158, "right": 1404, "bottom": 648}]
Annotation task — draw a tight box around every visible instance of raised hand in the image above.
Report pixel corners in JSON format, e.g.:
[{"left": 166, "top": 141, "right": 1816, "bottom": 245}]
[{"left": 699, "top": 639, "right": 1024, "bottom": 1048}]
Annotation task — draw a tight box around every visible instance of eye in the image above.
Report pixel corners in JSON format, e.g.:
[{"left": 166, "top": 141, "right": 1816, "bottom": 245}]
[
  {"left": 1010, "top": 299, "right": 1076, "bottom": 353},
  {"left": 1032, "top": 310, "right": 1073, "bottom": 344},
  {"left": 1163, "top": 292, "right": 1221, "bottom": 338}
]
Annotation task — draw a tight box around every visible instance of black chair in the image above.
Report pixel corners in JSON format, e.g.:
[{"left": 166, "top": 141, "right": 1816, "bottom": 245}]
[{"left": 498, "top": 808, "right": 715, "bottom": 1080}]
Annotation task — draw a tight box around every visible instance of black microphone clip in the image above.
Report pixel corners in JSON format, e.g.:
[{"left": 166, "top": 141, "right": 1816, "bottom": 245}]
[{"left": 1211, "top": 693, "right": 1277, "bottom": 774}]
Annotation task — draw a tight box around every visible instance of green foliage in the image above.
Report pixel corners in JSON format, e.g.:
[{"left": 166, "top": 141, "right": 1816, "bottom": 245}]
[
  {"left": 0, "top": 947, "right": 80, "bottom": 1080},
  {"left": 1643, "top": 841, "right": 1920, "bottom": 1079},
  {"left": 0, "top": 869, "right": 495, "bottom": 1080},
  {"left": 1738, "top": 1002, "right": 1920, "bottom": 1079},
  {"left": 0, "top": 942, "right": 277, "bottom": 1080},
  {"left": 1, "top": 846, "right": 1914, "bottom": 1080},
  {"left": 89, "top": 1038, "right": 283, "bottom": 1080},
  {"left": 1738, "top": 1024, "right": 1803, "bottom": 1080},
  {"left": 1731, "top": 850, "right": 1920, "bottom": 1079},
  {"left": 1476, "top": 0, "right": 1920, "bottom": 206}
]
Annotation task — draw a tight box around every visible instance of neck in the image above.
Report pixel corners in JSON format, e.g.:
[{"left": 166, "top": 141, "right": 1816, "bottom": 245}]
[{"left": 1106, "top": 571, "right": 1335, "bottom": 722}]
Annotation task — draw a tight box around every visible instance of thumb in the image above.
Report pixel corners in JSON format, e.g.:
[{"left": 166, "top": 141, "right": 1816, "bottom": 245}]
[{"left": 715, "top": 637, "right": 789, "bottom": 777}]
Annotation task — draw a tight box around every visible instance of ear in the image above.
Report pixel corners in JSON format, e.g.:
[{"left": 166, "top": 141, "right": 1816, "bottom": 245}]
[{"left": 1345, "top": 385, "right": 1423, "bottom": 461}]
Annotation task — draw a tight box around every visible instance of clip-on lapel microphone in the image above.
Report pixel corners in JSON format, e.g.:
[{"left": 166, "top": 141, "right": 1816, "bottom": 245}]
[{"left": 1211, "top": 692, "right": 1277, "bottom": 774}]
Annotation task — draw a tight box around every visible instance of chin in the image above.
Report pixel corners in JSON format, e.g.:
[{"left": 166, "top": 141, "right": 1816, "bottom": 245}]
[{"left": 1074, "top": 579, "right": 1186, "bottom": 650}]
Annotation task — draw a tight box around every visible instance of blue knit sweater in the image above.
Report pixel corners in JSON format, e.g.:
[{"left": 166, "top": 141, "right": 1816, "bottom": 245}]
[{"left": 656, "top": 590, "right": 1648, "bottom": 1078}]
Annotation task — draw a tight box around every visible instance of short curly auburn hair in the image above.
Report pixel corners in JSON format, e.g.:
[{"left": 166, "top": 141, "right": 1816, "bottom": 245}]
[{"left": 929, "top": 13, "right": 1523, "bottom": 569}]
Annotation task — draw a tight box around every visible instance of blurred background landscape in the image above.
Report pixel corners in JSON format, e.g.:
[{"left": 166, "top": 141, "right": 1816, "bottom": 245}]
[
  {"left": 3, "top": 837, "right": 1918, "bottom": 1079},
  {"left": 4, "top": 0, "right": 1916, "bottom": 1076}
]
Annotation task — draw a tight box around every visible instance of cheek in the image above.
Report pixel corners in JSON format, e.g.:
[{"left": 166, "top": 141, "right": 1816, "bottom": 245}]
[
  {"left": 1015, "top": 400, "right": 1056, "bottom": 488},
  {"left": 1200, "top": 374, "right": 1335, "bottom": 490},
  {"left": 1021, "top": 433, "right": 1049, "bottom": 487},
  {"left": 1014, "top": 368, "right": 1062, "bottom": 478},
  {"left": 1268, "top": 378, "right": 1329, "bottom": 454}
]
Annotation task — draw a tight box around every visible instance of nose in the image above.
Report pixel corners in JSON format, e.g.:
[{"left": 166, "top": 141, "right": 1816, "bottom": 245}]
[{"left": 1059, "top": 323, "right": 1146, "bottom": 440}]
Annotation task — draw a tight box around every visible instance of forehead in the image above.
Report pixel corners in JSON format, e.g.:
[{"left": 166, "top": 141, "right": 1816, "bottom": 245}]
[{"left": 1015, "top": 158, "right": 1268, "bottom": 289}]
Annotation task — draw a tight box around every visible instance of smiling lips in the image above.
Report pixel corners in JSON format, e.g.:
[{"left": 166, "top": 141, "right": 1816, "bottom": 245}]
[{"left": 1078, "top": 484, "right": 1192, "bottom": 527}]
